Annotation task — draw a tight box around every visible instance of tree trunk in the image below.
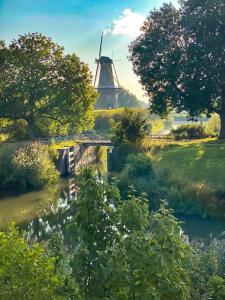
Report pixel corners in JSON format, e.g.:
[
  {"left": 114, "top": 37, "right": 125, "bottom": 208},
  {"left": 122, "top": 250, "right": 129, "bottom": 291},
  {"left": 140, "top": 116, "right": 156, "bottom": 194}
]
[
  {"left": 26, "top": 115, "right": 35, "bottom": 140},
  {"left": 219, "top": 109, "right": 225, "bottom": 139}
]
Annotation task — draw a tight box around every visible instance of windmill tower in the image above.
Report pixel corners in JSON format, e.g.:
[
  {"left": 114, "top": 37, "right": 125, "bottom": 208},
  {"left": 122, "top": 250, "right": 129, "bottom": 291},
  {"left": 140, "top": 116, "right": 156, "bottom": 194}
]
[{"left": 94, "top": 33, "right": 121, "bottom": 109}]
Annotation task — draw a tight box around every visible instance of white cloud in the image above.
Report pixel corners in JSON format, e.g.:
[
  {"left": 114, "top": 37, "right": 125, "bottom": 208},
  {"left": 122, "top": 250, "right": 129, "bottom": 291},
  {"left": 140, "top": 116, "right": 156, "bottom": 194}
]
[{"left": 106, "top": 8, "right": 145, "bottom": 37}]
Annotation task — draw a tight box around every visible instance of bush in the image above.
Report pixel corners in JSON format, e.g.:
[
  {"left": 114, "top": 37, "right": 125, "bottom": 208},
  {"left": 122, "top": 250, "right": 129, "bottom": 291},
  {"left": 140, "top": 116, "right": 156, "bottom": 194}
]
[
  {"left": 0, "top": 143, "right": 59, "bottom": 190},
  {"left": 150, "top": 167, "right": 225, "bottom": 219},
  {"left": 109, "top": 142, "right": 140, "bottom": 172},
  {"left": 0, "top": 224, "right": 61, "bottom": 299},
  {"left": 110, "top": 108, "right": 151, "bottom": 145},
  {"left": 94, "top": 109, "right": 123, "bottom": 133},
  {"left": 171, "top": 124, "right": 209, "bottom": 140},
  {"left": 116, "top": 153, "right": 156, "bottom": 203},
  {"left": 188, "top": 238, "right": 225, "bottom": 299},
  {"left": 205, "top": 114, "right": 220, "bottom": 136}
]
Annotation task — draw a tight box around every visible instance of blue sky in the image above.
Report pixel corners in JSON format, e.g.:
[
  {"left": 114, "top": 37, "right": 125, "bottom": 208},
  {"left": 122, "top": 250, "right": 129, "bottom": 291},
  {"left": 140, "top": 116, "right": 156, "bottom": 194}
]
[{"left": 0, "top": 0, "right": 178, "bottom": 101}]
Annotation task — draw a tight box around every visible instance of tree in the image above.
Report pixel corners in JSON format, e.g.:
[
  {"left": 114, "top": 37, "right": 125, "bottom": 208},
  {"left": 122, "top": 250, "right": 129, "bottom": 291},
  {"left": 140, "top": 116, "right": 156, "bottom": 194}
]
[
  {"left": 0, "top": 224, "right": 61, "bottom": 300},
  {"left": 129, "top": 1, "right": 225, "bottom": 139},
  {"left": 70, "top": 169, "right": 121, "bottom": 299},
  {"left": 109, "top": 197, "right": 190, "bottom": 299},
  {"left": 0, "top": 33, "right": 97, "bottom": 139},
  {"left": 110, "top": 108, "right": 150, "bottom": 145},
  {"left": 117, "top": 88, "right": 144, "bottom": 108},
  {"left": 69, "top": 171, "right": 190, "bottom": 299}
]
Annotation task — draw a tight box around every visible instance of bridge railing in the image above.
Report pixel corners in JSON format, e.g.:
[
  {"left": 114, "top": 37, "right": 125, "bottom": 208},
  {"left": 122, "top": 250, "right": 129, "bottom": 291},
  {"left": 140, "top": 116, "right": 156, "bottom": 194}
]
[
  {"left": 35, "top": 134, "right": 112, "bottom": 144},
  {"left": 35, "top": 133, "right": 174, "bottom": 144}
]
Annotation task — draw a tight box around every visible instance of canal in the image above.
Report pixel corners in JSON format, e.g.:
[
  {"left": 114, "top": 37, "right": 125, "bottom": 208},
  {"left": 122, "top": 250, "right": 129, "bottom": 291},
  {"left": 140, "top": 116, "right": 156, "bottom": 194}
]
[
  {"left": 0, "top": 153, "right": 224, "bottom": 242},
  {"left": 0, "top": 178, "right": 225, "bottom": 241}
]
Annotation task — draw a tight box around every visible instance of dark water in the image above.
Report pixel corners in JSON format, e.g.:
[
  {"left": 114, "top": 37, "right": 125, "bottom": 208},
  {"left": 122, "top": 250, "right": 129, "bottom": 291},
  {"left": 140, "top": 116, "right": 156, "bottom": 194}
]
[
  {"left": 0, "top": 150, "right": 224, "bottom": 241},
  {"left": 0, "top": 179, "right": 225, "bottom": 242},
  {"left": 178, "top": 215, "right": 225, "bottom": 240}
]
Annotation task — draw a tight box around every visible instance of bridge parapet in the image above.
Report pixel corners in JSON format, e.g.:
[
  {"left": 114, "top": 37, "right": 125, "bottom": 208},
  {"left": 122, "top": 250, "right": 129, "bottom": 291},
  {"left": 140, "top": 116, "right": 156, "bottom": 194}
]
[{"left": 35, "top": 134, "right": 112, "bottom": 145}]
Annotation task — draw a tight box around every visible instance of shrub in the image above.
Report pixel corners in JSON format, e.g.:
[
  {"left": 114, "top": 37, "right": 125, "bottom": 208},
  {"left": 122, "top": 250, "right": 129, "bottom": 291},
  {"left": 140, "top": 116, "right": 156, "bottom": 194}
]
[
  {"left": 0, "top": 224, "right": 61, "bottom": 299},
  {"left": 188, "top": 239, "right": 225, "bottom": 299},
  {"left": 109, "top": 142, "right": 140, "bottom": 172},
  {"left": 110, "top": 108, "right": 151, "bottom": 145},
  {"left": 205, "top": 114, "right": 220, "bottom": 136},
  {"left": 0, "top": 143, "right": 58, "bottom": 190},
  {"left": 171, "top": 124, "right": 208, "bottom": 140},
  {"left": 116, "top": 153, "right": 156, "bottom": 203},
  {"left": 151, "top": 167, "right": 225, "bottom": 219},
  {"left": 94, "top": 109, "right": 123, "bottom": 133}
]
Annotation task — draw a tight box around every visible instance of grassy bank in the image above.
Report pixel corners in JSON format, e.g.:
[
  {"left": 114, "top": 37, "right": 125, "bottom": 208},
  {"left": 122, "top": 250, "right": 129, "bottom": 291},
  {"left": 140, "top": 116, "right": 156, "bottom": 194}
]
[
  {"left": 147, "top": 139, "right": 225, "bottom": 218},
  {"left": 152, "top": 139, "right": 225, "bottom": 191},
  {"left": 112, "top": 137, "right": 225, "bottom": 219}
]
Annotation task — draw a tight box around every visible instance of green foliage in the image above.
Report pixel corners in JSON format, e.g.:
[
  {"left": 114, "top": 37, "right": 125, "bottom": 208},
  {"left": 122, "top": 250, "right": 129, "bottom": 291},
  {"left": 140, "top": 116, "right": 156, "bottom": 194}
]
[
  {"left": 188, "top": 238, "right": 225, "bottom": 299},
  {"left": 68, "top": 171, "right": 190, "bottom": 299},
  {"left": 0, "top": 143, "right": 58, "bottom": 190},
  {"left": 117, "top": 153, "right": 155, "bottom": 204},
  {"left": 0, "top": 224, "right": 61, "bottom": 300},
  {"left": 0, "top": 33, "right": 96, "bottom": 139},
  {"left": 110, "top": 108, "right": 150, "bottom": 145},
  {"left": 2, "top": 170, "right": 225, "bottom": 299},
  {"left": 117, "top": 88, "right": 144, "bottom": 108},
  {"left": 109, "top": 142, "right": 140, "bottom": 172},
  {"left": 206, "top": 114, "right": 220, "bottom": 136},
  {"left": 152, "top": 140, "right": 225, "bottom": 218},
  {"left": 171, "top": 124, "right": 209, "bottom": 140},
  {"left": 129, "top": 0, "right": 225, "bottom": 138},
  {"left": 70, "top": 169, "right": 120, "bottom": 299},
  {"left": 94, "top": 108, "right": 123, "bottom": 133}
]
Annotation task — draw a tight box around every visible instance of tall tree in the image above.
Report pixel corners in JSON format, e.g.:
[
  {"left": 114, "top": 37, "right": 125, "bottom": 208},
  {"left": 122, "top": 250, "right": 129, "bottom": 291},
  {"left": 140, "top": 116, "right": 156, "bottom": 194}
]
[
  {"left": 70, "top": 169, "right": 120, "bottom": 299},
  {"left": 129, "top": 1, "right": 225, "bottom": 139},
  {"left": 0, "top": 33, "right": 97, "bottom": 139}
]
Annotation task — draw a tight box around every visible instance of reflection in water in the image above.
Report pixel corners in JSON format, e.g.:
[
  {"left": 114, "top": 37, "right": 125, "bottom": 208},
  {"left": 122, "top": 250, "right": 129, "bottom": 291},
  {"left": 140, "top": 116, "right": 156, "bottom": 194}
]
[
  {"left": 26, "top": 180, "right": 77, "bottom": 246},
  {"left": 179, "top": 214, "right": 225, "bottom": 240},
  {"left": 0, "top": 156, "right": 108, "bottom": 245},
  {"left": 0, "top": 154, "right": 224, "bottom": 242},
  {"left": 0, "top": 184, "right": 60, "bottom": 229}
]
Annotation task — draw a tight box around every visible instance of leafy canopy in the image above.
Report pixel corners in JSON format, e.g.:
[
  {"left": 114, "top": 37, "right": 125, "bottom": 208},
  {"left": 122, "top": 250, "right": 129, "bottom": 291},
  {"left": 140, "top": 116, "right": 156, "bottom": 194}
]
[
  {"left": 0, "top": 33, "right": 97, "bottom": 139},
  {"left": 129, "top": 0, "right": 225, "bottom": 138}
]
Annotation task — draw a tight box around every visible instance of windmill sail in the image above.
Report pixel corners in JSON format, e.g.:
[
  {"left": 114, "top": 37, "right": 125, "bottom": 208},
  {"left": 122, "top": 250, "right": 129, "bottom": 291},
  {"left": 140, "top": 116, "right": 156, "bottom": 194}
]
[{"left": 94, "top": 33, "right": 121, "bottom": 109}]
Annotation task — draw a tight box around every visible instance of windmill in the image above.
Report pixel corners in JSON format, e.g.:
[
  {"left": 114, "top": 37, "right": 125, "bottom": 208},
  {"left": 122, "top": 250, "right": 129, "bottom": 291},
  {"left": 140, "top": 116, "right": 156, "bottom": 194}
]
[{"left": 94, "top": 33, "right": 121, "bottom": 109}]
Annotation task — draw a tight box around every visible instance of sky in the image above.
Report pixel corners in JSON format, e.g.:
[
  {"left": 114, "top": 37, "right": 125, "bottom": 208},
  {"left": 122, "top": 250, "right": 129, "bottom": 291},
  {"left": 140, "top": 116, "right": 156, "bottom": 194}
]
[{"left": 0, "top": 0, "right": 178, "bottom": 102}]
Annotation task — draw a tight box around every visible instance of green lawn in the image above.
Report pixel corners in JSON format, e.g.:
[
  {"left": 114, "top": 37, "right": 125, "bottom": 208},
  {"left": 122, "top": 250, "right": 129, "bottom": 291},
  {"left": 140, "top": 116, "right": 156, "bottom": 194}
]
[{"left": 153, "top": 140, "right": 225, "bottom": 191}]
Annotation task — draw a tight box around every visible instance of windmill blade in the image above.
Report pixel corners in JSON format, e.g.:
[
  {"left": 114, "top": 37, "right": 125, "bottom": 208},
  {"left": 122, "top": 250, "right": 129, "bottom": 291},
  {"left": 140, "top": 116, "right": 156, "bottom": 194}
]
[
  {"left": 94, "top": 62, "right": 100, "bottom": 87},
  {"left": 99, "top": 32, "right": 103, "bottom": 59},
  {"left": 113, "top": 62, "right": 120, "bottom": 87}
]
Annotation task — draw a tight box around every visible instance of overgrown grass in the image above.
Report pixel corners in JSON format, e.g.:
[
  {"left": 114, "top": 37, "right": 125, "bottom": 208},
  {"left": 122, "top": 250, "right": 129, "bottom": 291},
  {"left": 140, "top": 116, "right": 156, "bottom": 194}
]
[
  {"left": 114, "top": 138, "right": 225, "bottom": 218},
  {"left": 152, "top": 139, "right": 225, "bottom": 191}
]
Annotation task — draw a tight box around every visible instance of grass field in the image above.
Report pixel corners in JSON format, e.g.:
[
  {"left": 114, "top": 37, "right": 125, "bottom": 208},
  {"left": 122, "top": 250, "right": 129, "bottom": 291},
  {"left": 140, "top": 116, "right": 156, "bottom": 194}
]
[{"left": 152, "top": 139, "right": 225, "bottom": 191}]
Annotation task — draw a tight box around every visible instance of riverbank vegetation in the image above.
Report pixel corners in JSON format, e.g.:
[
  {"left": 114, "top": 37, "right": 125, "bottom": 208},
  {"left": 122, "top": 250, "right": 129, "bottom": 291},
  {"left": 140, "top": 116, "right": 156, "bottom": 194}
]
[
  {"left": 0, "top": 143, "right": 58, "bottom": 190},
  {"left": 109, "top": 109, "right": 225, "bottom": 219},
  {"left": 1, "top": 171, "right": 225, "bottom": 299}
]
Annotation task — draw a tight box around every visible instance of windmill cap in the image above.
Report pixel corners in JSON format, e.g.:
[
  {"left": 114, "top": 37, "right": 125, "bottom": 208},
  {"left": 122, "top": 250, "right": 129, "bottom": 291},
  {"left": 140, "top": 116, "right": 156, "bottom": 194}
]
[{"left": 99, "top": 56, "right": 113, "bottom": 63}]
